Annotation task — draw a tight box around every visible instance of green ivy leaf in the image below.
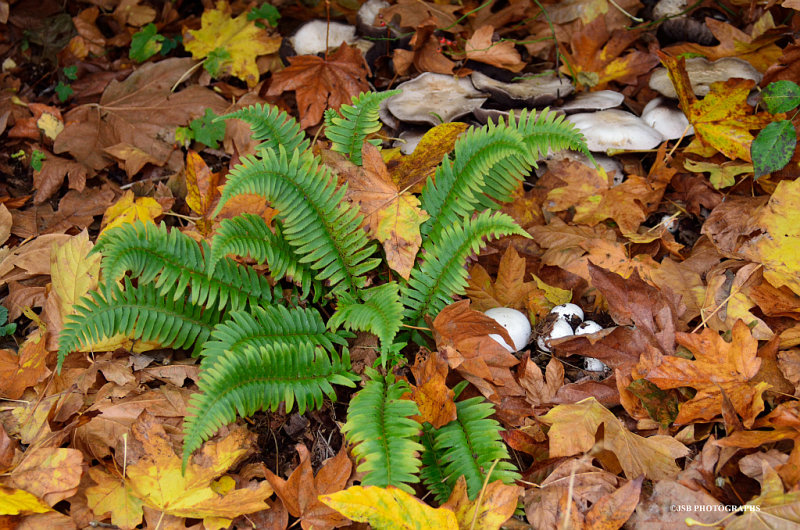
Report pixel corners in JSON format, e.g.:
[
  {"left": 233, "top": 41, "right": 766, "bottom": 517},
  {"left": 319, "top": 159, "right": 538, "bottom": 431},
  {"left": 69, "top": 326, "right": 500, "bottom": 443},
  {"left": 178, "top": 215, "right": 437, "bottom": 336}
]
[
  {"left": 63, "top": 65, "right": 78, "bottom": 81},
  {"left": 752, "top": 120, "right": 797, "bottom": 179},
  {"left": 248, "top": 3, "right": 281, "bottom": 27},
  {"left": 203, "top": 47, "right": 231, "bottom": 78},
  {"left": 130, "top": 23, "right": 164, "bottom": 63},
  {"left": 189, "top": 109, "right": 226, "bottom": 149},
  {"left": 31, "top": 149, "right": 46, "bottom": 172},
  {"left": 55, "top": 81, "right": 73, "bottom": 102},
  {"left": 762, "top": 80, "right": 800, "bottom": 114}
]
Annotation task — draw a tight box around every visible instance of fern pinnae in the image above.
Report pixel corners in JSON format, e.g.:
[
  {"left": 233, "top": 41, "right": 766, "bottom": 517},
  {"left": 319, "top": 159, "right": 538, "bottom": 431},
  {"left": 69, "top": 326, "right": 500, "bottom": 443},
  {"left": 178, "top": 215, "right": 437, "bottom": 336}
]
[
  {"left": 213, "top": 147, "right": 380, "bottom": 296},
  {"left": 420, "top": 422, "right": 453, "bottom": 504},
  {"left": 218, "top": 103, "right": 308, "bottom": 154},
  {"left": 402, "top": 211, "right": 529, "bottom": 326},
  {"left": 200, "top": 305, "right": 348, "bottom": 366},
  {"left": 58, "top": 278, "right": 223, "bottom": 370},
  {"left": 342, "top": 369, "right": 424, "bottom": 493},
  {"left": 183, "top": 344, "right": 358, "bottom": 468},
  {"left": 324, "top": 90, "right": 400, "bottom": 165}
]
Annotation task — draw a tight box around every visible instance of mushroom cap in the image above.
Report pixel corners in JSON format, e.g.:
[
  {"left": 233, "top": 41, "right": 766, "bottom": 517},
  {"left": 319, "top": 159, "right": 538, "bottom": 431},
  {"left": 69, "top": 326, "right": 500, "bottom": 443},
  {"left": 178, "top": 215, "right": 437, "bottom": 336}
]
[
  {"left": 290, "top": 21, "right": 358, "bottom": 56},
  {"left": 386, "top": 73, "right": 488, "bottom": 125},
  {"left": 575, "top": 320, "right": 603, "bottom": 335},
  {"left": 473, "top": 106, "right": 512, "bottom": 125},
  {"left": 470, "top": 71, "right": 574, "bottom": 107},
  {"left": 641, "top": 97, "right": 694, "bottom": 140},
  {"left": 566, "top": 109, "right": 664, "bottom": 152},
  {"left": 558, "top": 90, "right": 625, "bottom": 112},
  {"left": 394, "top": 129, "right": 426, "bottom": 155},
  {"left": 649, "top": 57, "right": 762, "bottom": 98},
  {"left": 485, "top": 307, "right": 532, "bottom": 352}
]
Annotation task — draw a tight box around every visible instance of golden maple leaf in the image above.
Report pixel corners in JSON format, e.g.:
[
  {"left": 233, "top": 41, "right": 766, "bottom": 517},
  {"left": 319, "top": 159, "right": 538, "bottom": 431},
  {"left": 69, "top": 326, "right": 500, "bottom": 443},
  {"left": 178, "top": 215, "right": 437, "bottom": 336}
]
[{"left": 184, "top": 1, "right": 281, "bottom": 87}]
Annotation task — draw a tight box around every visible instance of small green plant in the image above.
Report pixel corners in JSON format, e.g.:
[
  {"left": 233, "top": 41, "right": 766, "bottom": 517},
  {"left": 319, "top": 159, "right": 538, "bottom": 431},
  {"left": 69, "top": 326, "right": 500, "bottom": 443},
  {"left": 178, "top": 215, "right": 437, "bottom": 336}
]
[
  {"left": 30, "top": 149, "right": 46, "bottom": 171},
  {"left": 247, "top": 3, "right": 281, "bottom": 28},
  {"left": 0, "top": 306, "right": 16, "bottom": 337},
  {"left": 175, "top": 109, "right": 226, "bottom": 149},
  {"left": 752, "top": 80, "right": 800, "bottom": 178},
  {"left": 58, "top": 91, "right": 592, "bottom": 501},
  {"left": 55, "top": 65, "right": 77, "bottom": 102},
  {"left": 130, "top": 23, "right": 179, "bottom": 63}
]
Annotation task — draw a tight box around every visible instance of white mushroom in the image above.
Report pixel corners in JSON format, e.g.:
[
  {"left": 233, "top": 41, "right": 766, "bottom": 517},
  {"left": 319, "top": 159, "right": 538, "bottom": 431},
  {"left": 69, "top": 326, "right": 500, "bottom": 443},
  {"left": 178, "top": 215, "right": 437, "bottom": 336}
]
[
  {"left": 290, "top": 20, "right": 358, "bottom": 56},
  {"left": 584, "top": 357, "right": 608, "bottom": 372},
  {"left": 558, "top": 90, "right": 625, "bottom": 113},
  {"left": 386, "top": 73, "right": 489, "bottom": 125},
  {"left": 566, "top": 110, "right": 664, "bottom": 152},
  {"left": 550, "top": 303, "right": 584, "bottom": 327},
  {"left": 649, "top": 57, "right": 762, "bottom": 98},
  {"left": 484, "top": 307, "right": 532, "bottom": 353},
  {"left": 575, "top": 320, "right": 603, "bottom": 335},
  {"left": 471, "top": 71, "right": 574, "bottom": 107},
  {"left": 536, "top": 319, "right": 574, "bottom": 353},
  {"left": 358, "top": 0, "right": 397, "bottom": 37},
  {"left": 394, "top": 129, "right": 426, "bottom": 155},
  {"left": 641, "top": 97, "right": 694, "bottom": 140}
]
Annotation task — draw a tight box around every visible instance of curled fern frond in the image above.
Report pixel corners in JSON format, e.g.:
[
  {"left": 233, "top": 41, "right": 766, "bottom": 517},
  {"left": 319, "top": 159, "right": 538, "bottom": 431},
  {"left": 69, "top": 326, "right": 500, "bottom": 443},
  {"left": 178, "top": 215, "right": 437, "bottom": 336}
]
[
  {"left": 58, "top": 278, "right": 223, "bottom": 370},
  {"left": 213, "top": 147, "right": 380, "bottom": 296},
  {"left": 95, "top": 221, "right": 273, "bottom": 312},
  {"left": 434, "top": 397, "right": 520, "bottom": 500},
  {"left": 200, "top": 305, "right": 348, "bottom": 366},
  {"left": 328, "top": 283, "right": 403, "bottom": 366},
  {"left": 402, "top": 211, "right": 528, "bottom": 326},
  {"left": 183, "top": 344, "right": 358, "bottom": 468},
  {"left": 421, "top": 109, "right": 591, "bottom": 242},
  {"left": 324, "top": 90, "right": 400, "bottom": 165},
  {"left": 219, "top": 103, "right": 308, "bottom": 154},
  {"left": 209, "top": 214, "right": 322, "bottom": 300},
  {"left": 343, "top": 369, "right": 424, "bottom": 493},
  {"left": 420, "top": 423, "right": 452, "bottom": 504}
]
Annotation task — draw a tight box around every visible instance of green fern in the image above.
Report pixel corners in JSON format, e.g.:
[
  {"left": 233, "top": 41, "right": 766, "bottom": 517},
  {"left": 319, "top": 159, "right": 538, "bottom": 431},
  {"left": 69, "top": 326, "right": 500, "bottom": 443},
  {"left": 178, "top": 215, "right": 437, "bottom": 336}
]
[
  {"left": 58, "top": 278, "right": 223, "bottom": 370},
  {"left": 208, "top": 214, "right": 322, "bottom": 300},
  {"left": 219, "top": 103, "right": 308, "bottom": 154},
  {"left": 328, "top": 283, "right": 403, "bottom": 366},
  {"left": 402, "top": 211, "right": 529, "bottom": 326},
  {"left": 213, "top": 147, "right": 380, "bottom": 297},
  {"left": 324, "top": 90, "right": 400, "bottom": 165},
  {"left": 433, "top": 397, "right": 520, "bottom": 500},
  {"left": 342, "top": 369, "right": 424, "bottom": 493},
  {"left": 183, "top": 344, "right": 358, "bottom": 468},
  {"left": 420, "top": 423, "right": 452, "bottom": 504},
  {"left": 420, "top": 109, "right": 591, "bottom": 242},
  {"left": 95, "top": 221, "right": 273, "bottom": 312},
  {"left": 199, "top": 305, "right": 348, "bottom": 366}
]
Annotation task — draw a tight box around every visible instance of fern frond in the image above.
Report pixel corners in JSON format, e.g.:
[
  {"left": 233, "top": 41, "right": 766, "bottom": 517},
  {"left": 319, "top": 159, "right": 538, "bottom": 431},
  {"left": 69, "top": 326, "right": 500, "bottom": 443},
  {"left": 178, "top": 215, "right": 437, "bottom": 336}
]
[
  {"left": 209, "top": 214, "right": 322, "bottom": 300},
  {"left": 58, "top": 278, "right": 223, "bottom": 370},
  {"left": 434, "top": 397, "right": 520, "bottom": 500},
  {"left": 421, "top": 109, "right": 591, "bottom": 241},
  {"left": 343, "top": 369, "right": 424, "bottom": 493},
  {"left": 183, "top": 344, "right": 358, "bottom": 468},
  {"left": 420, "top": 422, "right": 453, "bottom": 504},
  {"left": 213, "top": 147, "right": 380, "bottom": 296},
  {"left": 200, "top": 305, "right": 348, "bottom": 366},
  {"left": 324, "top": 90, "right": 400, "bottom": 165},
  {"left": 402, "top": 211, "right": 528, "bottom": 326},
  {"left": 219, "top": 103, "right": 308, "bottom": 154},
  {"left": 328, "top": 283, "right": 402, "bottom": 366},
  {"left": 95, "top": 221, "right": 273, "bottom": 312}
]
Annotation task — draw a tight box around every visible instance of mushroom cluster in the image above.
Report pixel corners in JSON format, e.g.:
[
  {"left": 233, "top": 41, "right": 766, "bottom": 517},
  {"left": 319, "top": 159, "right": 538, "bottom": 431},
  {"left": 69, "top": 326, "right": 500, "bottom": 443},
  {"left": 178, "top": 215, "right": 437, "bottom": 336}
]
[{"left": 536, "top": 303, "right": 608, "bottom": 372}]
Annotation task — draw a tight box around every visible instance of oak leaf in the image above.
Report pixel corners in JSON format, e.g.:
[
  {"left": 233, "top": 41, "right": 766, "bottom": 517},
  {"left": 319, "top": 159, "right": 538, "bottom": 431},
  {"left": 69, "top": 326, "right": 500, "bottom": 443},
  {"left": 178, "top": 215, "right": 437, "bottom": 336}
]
[
  {"left": 442, "top": 476, "right": 522, "bottom": 530},
  {"left": 320, "top": 485, "right": 459, "bottom": 529},
  {"left": 267, "top": 43, "right": 369, "bottom": 128},
  {"left": 465, "top": 25, "right": 524, "bottom": 72},
  {"left": 183, "top": 1, "right": 281, "bottom": 87},
  {"left": 539, "top": 397, "right": 688, "bottom": 480}
]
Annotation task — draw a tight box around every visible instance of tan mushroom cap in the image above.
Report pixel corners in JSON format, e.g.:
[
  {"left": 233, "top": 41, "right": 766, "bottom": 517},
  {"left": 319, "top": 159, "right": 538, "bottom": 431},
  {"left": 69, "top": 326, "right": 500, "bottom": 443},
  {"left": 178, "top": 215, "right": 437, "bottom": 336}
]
[
  {"left": 386, "top": 73, "right": 488, "bottom": 125},
  {"left": 649, "top": 57, "right": 762, "bottom": 98},
  {"left": 566, "top": 109, "right": 664, "bottom": 152},
  {"left": 470, "top": 71, "right": 574, "bottom": 106}
]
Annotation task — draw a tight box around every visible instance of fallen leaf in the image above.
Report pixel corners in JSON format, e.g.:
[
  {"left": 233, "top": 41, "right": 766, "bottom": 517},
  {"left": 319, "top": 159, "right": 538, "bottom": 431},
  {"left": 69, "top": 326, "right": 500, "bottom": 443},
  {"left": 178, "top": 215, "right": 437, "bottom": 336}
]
[
  {"left": 85, "top": 467, "right": 144, "bottom": 530},
  {"left": 268, "top": 43, "right": 370, "bottom": 128},
  {"left": 442, "top": 476, "right": 522, "bottom": 530},
  {"left": 183, "top": 1, "right": 281, "bottom": 86},
  {"left": 517, "top": 356, "right": 564, "bottom": 406},
  {"left": 3, "top": 448, "right": 82, "bottom": 506},
  {"left": 392, "top": 21, "right": 456, "bottom": 76},
  {"left": 320, "top": 485, "right": 459, "bottom": 529},
  {"left": 185, "top": 150, "right": 220, "bottom": 234},
  {"left": 584, "top": 475, "right": 642, "bottom": 530},
  {"left": 100, "top": 190, "right": 162, "bottom": 236},
  {"left": 465, "top": 246, "right": 537, "bottom": 312},
  {"left": 32, "top": 151, "right": 88, "bottom": 204},
  {"left": 387, "top": 122, "right": 468, "bottom": 193},
  {"left": 379, "top": 0, "right": 462, "bottom": 30},
  {"left": 539, "top": 397, "right": 689, "bottom": 480},
  {"left": 408, "top": 351, "right": 456, "bottom": 428},
  {"left": 0, "top": 486, "right": 51, "bottom": 516},
  {"left": 0, "top": 330, "right": 50, "bottom": 400},
  {"left": 464, "top": 25, "right": 525, "bottom": 72}
]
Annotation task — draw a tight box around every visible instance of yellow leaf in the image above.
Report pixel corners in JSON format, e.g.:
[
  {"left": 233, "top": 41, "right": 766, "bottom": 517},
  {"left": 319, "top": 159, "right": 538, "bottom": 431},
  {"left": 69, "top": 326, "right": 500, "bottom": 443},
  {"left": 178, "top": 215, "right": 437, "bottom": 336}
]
[
  {"left": 100, "top": 190, "right": 163, "bottom": 235},
  {"left": 389, "top": 122, "right": 468, "bottom": 193},
  {"left": 85, "top": 468, "right": 144, "bottom": 530},
  {"left": 531, "top": 274, "right": 572, "bottom": 307},
  {"left": 184, "top": 1, "right": 281, "bottom": 87},
  {"left": 50, "top": 230, "right": 101, "bottom": 321},
  {"left": 0, "top": 486, "right": 51, "bottom": 516},
  {"left": 442, "top": 477, "right": 522, "bottom": 530},
  {"left": 36, "top": 112, "right": 63, "bottom": 141},
  {"left": 319, "top": 485, "right": 459, "bottom": 530}
]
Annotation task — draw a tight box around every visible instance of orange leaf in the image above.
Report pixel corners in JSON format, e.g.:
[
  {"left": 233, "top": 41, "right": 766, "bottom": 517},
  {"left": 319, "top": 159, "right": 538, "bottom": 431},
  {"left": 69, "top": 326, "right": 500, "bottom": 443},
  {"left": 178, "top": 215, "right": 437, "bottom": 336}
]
[
  {"left": 465, "top": 25, "right": 525, "bottom": 73},
  {"left": 442, "top": 476, "right": 522, "bottom": 530},
  {"left": 408, "top": 351, "right": 456, "bottom": 428}
]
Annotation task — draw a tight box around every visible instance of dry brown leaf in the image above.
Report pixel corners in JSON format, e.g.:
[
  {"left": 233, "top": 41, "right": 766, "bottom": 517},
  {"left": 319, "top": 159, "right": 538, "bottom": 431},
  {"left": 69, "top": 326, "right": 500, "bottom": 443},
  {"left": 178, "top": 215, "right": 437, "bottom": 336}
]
[
  {"left": 0, "top": 330, "right": 50, "bottom": 400},
  {"left": 3, "top": 447, "right": 82, "bottom": 506},
  {"left": 408, "top": 351, "right": 456, "bottom": 428},
  {"left": 464, "top": 25, "right": 525, "bottom": 72}
]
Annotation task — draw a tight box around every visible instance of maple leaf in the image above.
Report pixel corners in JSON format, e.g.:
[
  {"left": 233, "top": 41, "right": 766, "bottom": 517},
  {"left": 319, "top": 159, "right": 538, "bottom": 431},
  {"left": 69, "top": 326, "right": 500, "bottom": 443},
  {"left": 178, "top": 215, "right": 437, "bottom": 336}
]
[
  {"left": 267, "top": 44, "right": 369, "bottom": 129},
  {"left": 442, "top": 476, "right": 522, "bottom": 530},
  {"left": 100, "top": 190, "right": 162, "bottom": 236},
  {"left": 3, "top": 447, "right": 83, "bottom": 506},
  {"left": 464, "top": 25, "right": 525, "bottom": 72},
  {"left": 0, "top": 330, "right": 49, "bottom": 400},
  {"left": 320, "top": 485, "right": 459, "bottom": 529},
  {"left": 54, "top": 57, "right": 227, "bottom": 173},
  {"left": 85, "top": 467, "right": 144, "bottom": 530},
  {"left": 539, "top": 397, "right": 689, "bottom": 480},
  {"left": 517, "top": 356, "right": 564, "bottom": 407},
  {"left": 183, "top": 1, "right": 281, "bottom": 86},
  {"left": 633, "top": 320, "right": 769, "bottom": 427},
  {"left": 263, "top": 444, "right": 351, "bottom": 530},
  {"left": 657, "top": 53, "right": 775, "bottom": 162},
  {"left": 408, "top": 351, "right": 456, "bottom": 428},
  {"left": 560, "top": 17, "right": 658, "bottom": 90},
  {"left": 465, "top": 246, "right": 538, "bottom": 312},
  {"left": 325, "top": 144, "right": 429, "bottom": 279}
]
